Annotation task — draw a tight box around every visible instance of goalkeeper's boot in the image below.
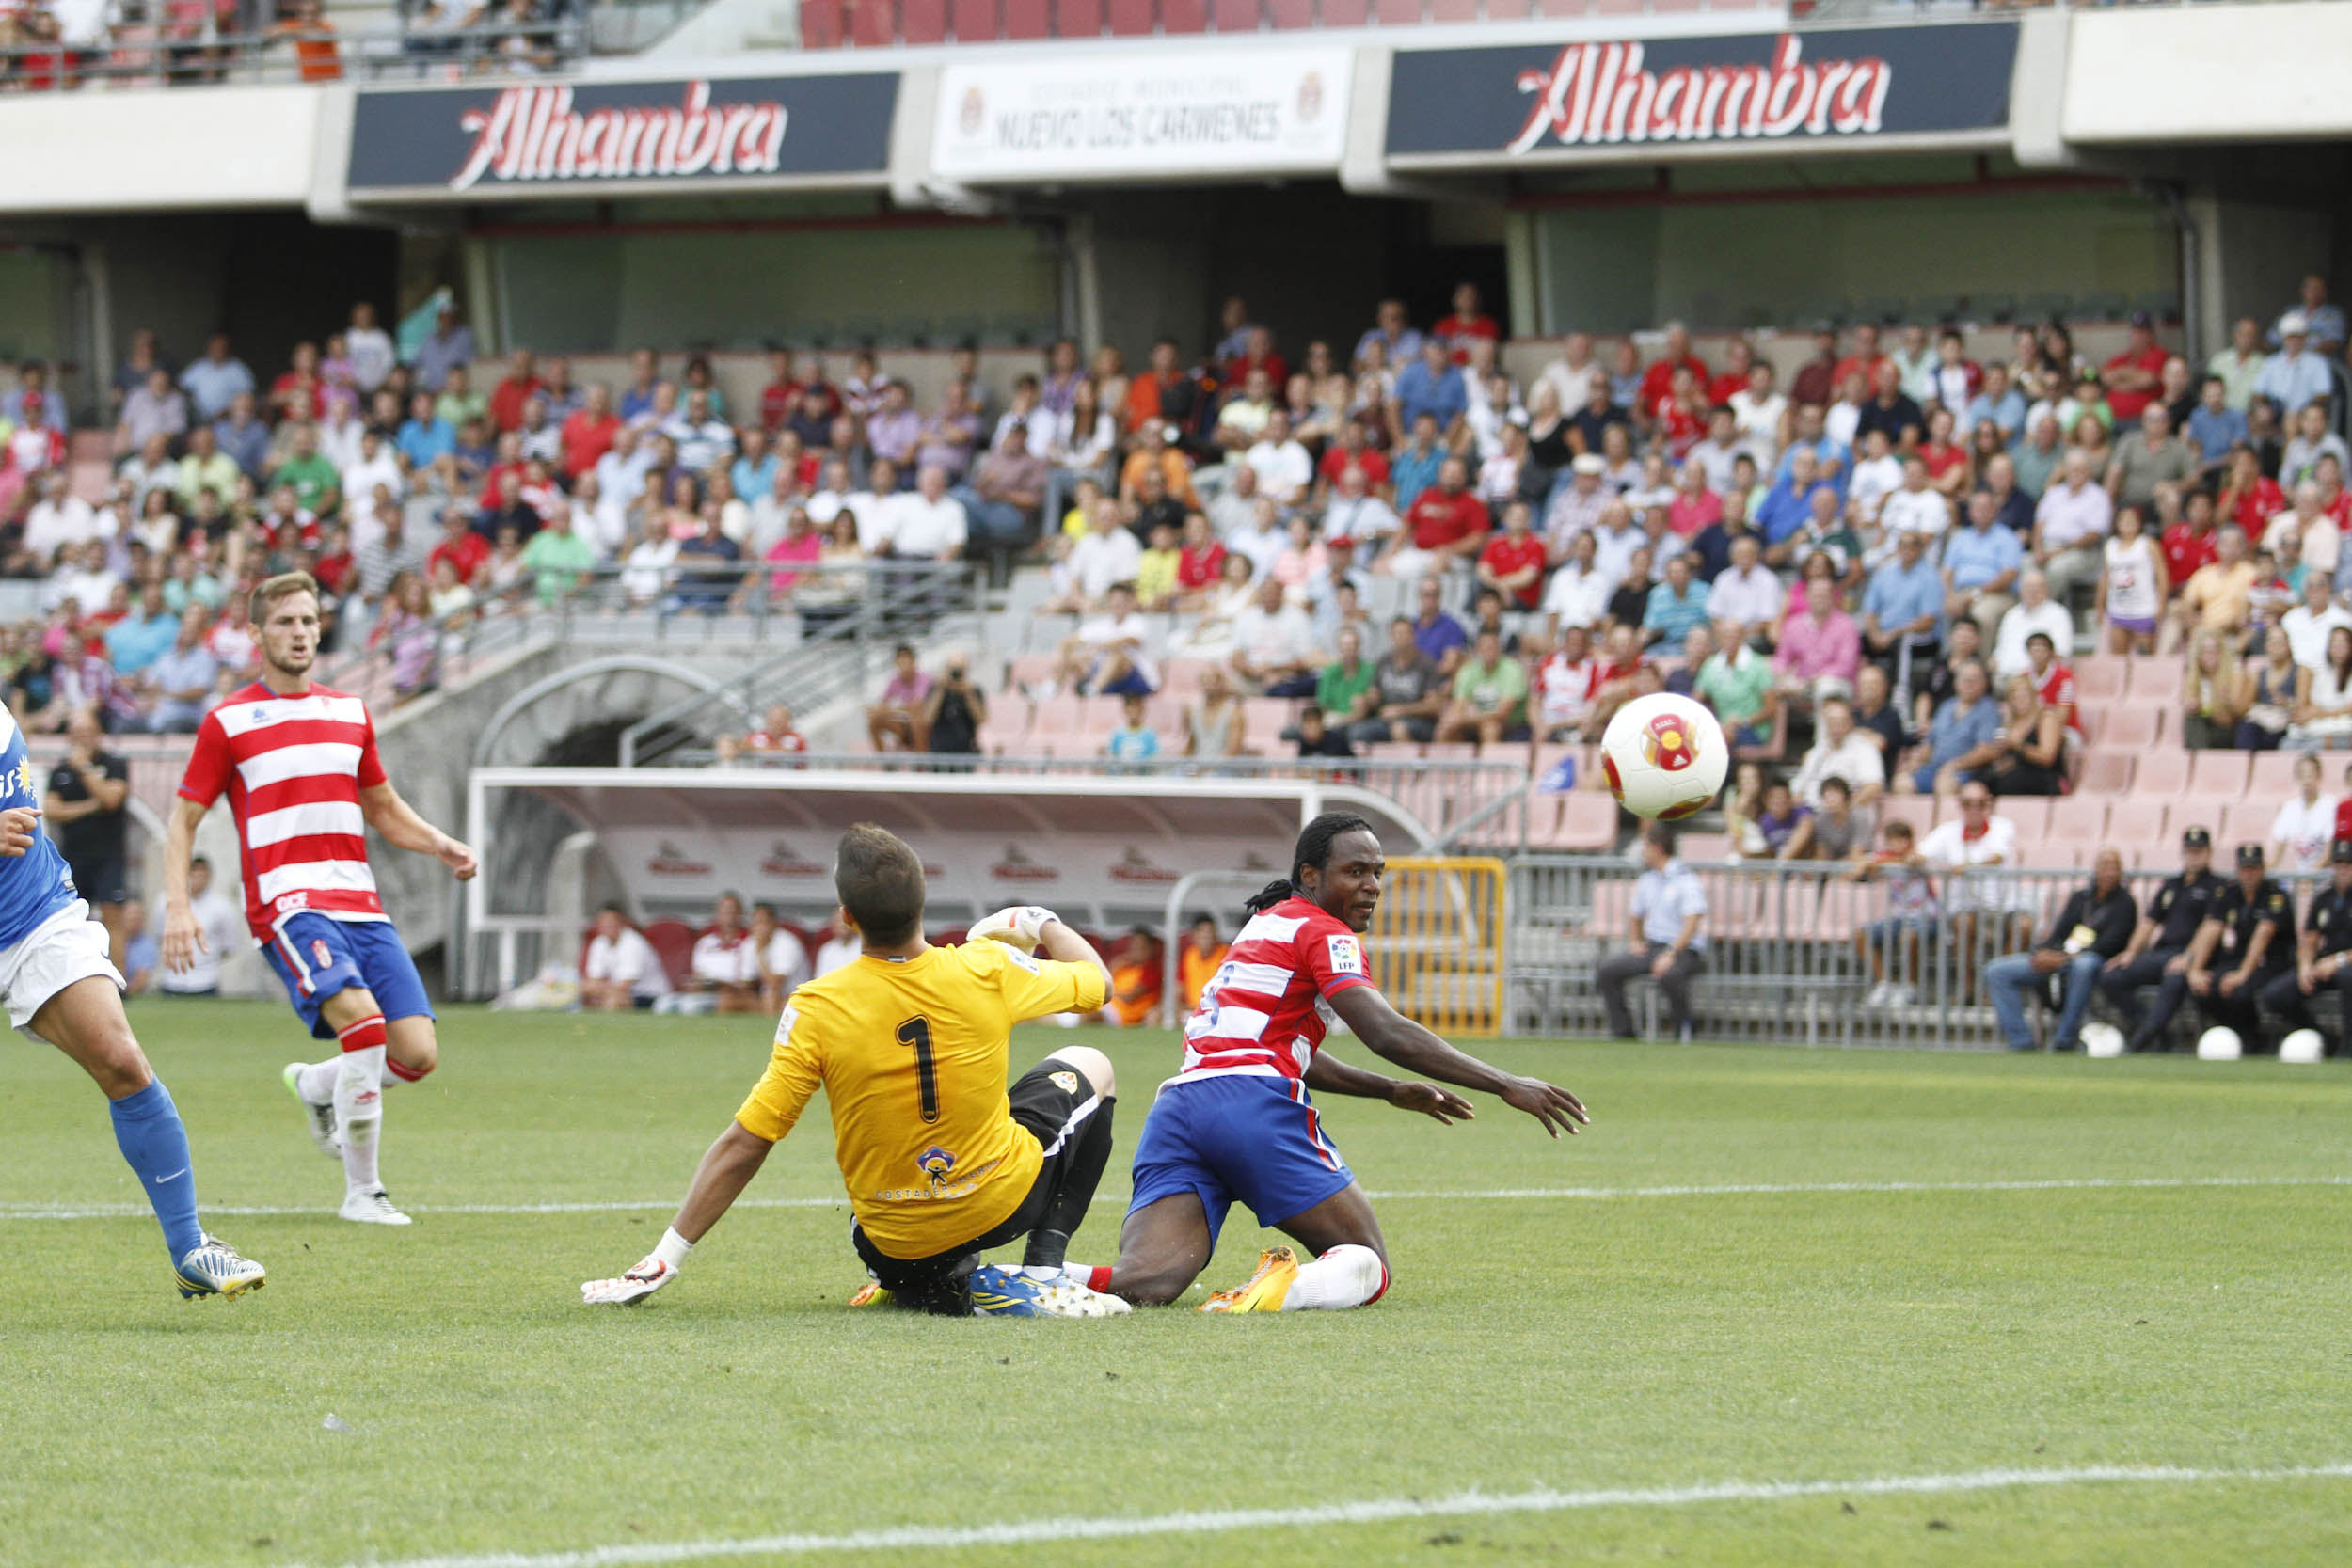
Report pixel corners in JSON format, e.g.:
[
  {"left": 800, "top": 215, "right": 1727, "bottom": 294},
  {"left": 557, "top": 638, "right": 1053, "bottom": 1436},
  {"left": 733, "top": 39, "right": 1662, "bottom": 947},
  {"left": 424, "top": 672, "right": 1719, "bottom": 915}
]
[
  {"left": 175, "top": 1234, "right": 266, "bottom": 1301},
  {"left": 1200, "top": 1246, "right": 1299, "bottom": 1313},
  {"left": 339, "top": 1188, "right": 411, "bottom": 1227},
  {"left": 967, "top": 1264, "right": 1052, "bottom": 1317},
  {"left": 282, "top": 1062, "right": 340, "bottom": 1157},
  {"left": 848, "top": 1280, "right": 897, "bottom": 1308}
]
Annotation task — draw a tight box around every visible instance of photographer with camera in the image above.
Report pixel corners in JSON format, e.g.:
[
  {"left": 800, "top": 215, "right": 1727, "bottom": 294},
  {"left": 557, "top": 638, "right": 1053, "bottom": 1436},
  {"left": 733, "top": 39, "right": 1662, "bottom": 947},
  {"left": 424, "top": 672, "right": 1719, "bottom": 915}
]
[{"left": 921, "top": 657, "right": 988, "bottom": 758}]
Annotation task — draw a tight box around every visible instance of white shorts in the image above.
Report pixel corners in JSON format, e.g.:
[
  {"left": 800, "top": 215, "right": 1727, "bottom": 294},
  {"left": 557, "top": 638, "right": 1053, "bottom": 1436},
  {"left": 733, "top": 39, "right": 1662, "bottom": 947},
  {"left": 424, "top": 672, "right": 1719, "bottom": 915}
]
[{"left": 4, "top": 900, "right": 124, "bottom": 1036}]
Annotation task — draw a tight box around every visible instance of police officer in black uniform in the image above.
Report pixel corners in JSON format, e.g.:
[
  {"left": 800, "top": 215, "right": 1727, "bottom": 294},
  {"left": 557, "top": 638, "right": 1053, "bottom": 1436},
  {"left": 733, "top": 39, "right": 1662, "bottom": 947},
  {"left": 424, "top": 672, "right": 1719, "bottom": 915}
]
[
  {"left": 2099, "top": 826, "right": 2220, "bottom": 1044},
  {"left": 2131, "top": 844, "right": 2296, "bottom": 1053},
  {"left": 2259, "top": 837, "right": 2352, "bottom": 1055}
]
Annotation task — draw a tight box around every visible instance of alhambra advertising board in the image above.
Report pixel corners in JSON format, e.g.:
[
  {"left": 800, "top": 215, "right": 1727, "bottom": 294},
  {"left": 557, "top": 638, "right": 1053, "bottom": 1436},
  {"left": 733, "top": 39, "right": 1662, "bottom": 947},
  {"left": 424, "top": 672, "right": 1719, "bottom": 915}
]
[
  {"left": 931, "top": 48, "right": 1354, "bottom": 182},
  {"left": 345, "top": 73, "right": 898, "bottom": 200},
  {"left": 1385, "top": 23, "right": 2018, "bottom": 166}
]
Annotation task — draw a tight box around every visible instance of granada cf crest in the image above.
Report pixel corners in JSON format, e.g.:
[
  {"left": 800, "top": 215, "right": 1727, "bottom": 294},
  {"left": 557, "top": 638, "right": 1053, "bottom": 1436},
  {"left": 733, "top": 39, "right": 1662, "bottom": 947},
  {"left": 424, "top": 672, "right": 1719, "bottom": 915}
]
[
  {"left": 311, "top": 939, "right": 334, "bottom": 969},
  {"left": 1641, "top": 711, "right": 1697, "bottom": 772}
]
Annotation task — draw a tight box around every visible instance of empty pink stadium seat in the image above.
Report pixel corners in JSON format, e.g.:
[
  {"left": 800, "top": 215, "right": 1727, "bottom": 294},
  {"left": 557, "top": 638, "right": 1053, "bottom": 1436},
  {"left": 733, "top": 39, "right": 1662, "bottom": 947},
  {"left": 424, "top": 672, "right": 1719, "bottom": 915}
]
[
  {"left": 2248, "top": 751, "right": 2310, "bottom": 797},
  {"left": 1160, "top": 0, "right": 1208, "bottom": 27},
  {"left": 1106, "top": 0, "right": 1154, "bottom": 30},
  {"left": 2092, "top": 704, "right": 2162, "bottom": 752},
  {"left": 1077, "top": 698, "right": 1126, "bottom": 738},
  {"left": 1318, "top": 0, "right": 1367, "bottom": 18},
  {"left": 1877, "top": 796, "right": 1938, "bottom": 838},
  {"left": 950, "top": 0, "right": 997, "bottom": 36},
  {"left": 1677, "top": 832, "right": 1732, "bottom": 863},
  {"left": 2046, "top": 796, "right": 2110, "bottom": 844},
  {"left": 1028, "top": 699, "right": 1084, "bottom": 742},
  {"left": 1057, "top": 0, "right": 1103, "bottom": 33},
  {"left": 1264, "top": 0, "right": 1313, "bottom": 24},
  {"left": 2002, "top": 799, "right": 2057, "bottom": 838},
  {"left": 2128, "top": 659, "right": 2185, "bottom": 704},
  {"left": 1001, "top": 0, "right": 1048, "bottom": 37},
  {"left": 898, "top": 0, "right": 946, "bottom": 40},
  {"left": 1159, "top": 659, "right": 1206, "bottom": 698},
  {"left": 850, "top": 0, "right": 898, "bottom": 44},
  {"left": 1242, "top": 699, "right": 1295, "bottom": 751},
  {"left": 800, "top": 0, "right": 844, "bottom": 43},
  {"left": 1375, "top": 0, "right": 1420, "bottom": 22},
  {"left": 2075, "top": 751, "right": 2134, "bottom": 796},
  {"left": 2134, "top": 751, "right": 2191, "bottom": 796},
  {"left": 1009, "top": 654, "right": 1056, "bottom": 689},
  {"left": 1483, "top": 0, "right": 1529, "bottom": 15},
  {"left": 2074, "top": 657, "right": 2128, "bottom": 703},
  {"left": 2186, "top": 752, "right": 2249, "bottom": 795},
  {"left": 1428, "top": 0, "right": 1478, "bottom": 18},
  {"left": 1557, "top": 794, "right": 1619, "bottom": 851},
  {"left": 2105, "top": 800, "right": 2172, "bottom": 853},
  {"left": 1212, "top": 0, "right": 1256, "bottom": 27}
]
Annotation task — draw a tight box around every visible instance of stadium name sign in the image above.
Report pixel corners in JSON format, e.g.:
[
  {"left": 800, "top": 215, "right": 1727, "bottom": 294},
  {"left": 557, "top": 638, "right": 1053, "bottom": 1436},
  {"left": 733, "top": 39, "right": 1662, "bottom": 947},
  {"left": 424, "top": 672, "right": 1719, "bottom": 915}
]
[
  {"left": 1508, "top": 36, "right": 1890, "bottom": 150},
  {"left": 451, "top": 82, "right": 789, "bottom": 191},
  {"left": 346, "top": 72, "right": 899, "bottom": 198},
  {"left": 1385, "top": 23, "right": 2018, "bottom": 164}
]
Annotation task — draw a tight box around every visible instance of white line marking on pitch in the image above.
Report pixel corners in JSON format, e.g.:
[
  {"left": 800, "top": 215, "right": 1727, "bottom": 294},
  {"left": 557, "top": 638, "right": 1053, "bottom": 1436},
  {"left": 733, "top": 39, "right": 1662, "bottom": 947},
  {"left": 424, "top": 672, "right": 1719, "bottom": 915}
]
[
  {"left": 8, "top": 1173, "right": 2351, "bottom": 1223},
  {"left": 278, "top": 1462, "right": 2352, "bottom": 1568}
]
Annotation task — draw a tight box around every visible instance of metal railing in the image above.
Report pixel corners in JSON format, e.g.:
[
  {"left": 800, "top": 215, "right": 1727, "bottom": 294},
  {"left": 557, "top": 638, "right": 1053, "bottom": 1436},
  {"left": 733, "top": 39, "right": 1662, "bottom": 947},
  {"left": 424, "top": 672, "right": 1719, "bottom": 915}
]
[
  {"left": 615, "top": 559, "right": 979, "bottom": 765},
  {"left": 0, "top": 15, "right": 593, "bottom": 89},
  {"left": 315, "top": 559, "right": 974, "bottom": 717},
  {"left": 1508, "top": 857, "right": 2328, "bottom": 1050}
]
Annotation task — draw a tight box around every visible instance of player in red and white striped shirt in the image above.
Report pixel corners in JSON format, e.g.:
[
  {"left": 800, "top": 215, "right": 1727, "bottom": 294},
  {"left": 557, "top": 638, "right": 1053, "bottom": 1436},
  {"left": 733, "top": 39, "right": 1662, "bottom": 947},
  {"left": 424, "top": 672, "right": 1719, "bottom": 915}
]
[
  {"left": 1089, "top": 813, "right": 1588, "bottom": 1312},
  {"left": 161, "top": 573, "right": 477, "bottom": 1227}
]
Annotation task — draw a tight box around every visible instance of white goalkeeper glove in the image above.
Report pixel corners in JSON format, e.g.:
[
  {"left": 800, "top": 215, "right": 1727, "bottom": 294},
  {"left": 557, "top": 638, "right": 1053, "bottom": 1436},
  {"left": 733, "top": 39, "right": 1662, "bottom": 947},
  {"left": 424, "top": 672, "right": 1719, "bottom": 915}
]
[
  {"left": 582, "top": 1228, "right": 691, "bottom": 1305},
  {"left": 969, "top": 905, "right": 1058, "bottom": 952}
]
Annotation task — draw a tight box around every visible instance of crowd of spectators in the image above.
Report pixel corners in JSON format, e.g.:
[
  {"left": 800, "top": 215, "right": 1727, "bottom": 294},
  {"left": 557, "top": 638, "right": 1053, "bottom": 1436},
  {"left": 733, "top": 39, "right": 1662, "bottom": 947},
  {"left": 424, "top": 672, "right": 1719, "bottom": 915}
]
[
  {"left": 1017, "top": 275, "right": 2352, "bottom": 814},
  {"left": 0, "top": 0, "right": 579, "bottom": 89}
]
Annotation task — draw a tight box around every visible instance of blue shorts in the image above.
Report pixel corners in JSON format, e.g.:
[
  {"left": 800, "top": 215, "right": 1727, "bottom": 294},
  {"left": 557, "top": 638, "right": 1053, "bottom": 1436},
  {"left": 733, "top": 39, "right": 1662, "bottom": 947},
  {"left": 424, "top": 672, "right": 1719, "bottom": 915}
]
[
  {"left": 1126, "top": 1074, "right": 1355, "bottom": 1244},
  {"left": 261, "top": 912, "right": 434, "bottom": 1041}
]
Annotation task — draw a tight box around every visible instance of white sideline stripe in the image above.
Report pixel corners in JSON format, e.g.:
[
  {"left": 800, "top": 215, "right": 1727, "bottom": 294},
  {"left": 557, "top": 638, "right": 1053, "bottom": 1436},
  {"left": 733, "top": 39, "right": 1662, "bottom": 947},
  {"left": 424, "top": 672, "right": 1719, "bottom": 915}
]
[
  {"left": 278, "top": 1463, "right": 2352, "bottom": 1568},
  {"left": 9, "top": 1173, "right": 2352, "bottom": 1223}
]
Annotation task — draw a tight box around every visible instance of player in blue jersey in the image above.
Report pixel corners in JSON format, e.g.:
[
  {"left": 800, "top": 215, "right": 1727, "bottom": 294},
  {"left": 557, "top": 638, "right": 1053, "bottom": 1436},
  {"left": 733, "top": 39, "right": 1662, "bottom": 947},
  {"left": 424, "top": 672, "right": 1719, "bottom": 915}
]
[{"left": 0, "top": 705, "right": 263, "bottom": 1299}]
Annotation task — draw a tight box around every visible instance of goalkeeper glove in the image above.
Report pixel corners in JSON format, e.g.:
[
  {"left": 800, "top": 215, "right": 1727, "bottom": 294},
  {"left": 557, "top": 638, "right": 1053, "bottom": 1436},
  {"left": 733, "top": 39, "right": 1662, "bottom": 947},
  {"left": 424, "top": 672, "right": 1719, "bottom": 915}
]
[
  {"left": 581, "top": 1227, "right": 691, "bottom": 1305},
  {"left": 969, "top": 905, "right": 1058, "bottom": 951}
]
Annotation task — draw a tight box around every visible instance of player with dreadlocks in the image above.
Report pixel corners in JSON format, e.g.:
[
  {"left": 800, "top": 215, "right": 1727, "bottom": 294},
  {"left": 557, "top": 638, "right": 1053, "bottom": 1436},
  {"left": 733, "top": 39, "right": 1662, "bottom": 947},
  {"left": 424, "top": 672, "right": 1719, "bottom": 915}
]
[{"left": 1062, "top": 812, "right": 1589, "bottom": 1312}]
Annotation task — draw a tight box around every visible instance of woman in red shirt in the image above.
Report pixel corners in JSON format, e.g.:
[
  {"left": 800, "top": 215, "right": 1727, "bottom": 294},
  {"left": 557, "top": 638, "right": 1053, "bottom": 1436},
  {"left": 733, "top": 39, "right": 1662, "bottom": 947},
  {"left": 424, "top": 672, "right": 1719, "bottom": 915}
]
[
  {"left": 1917, "top": 405, "right": 1969, "bottom": 498},
  {"left": 1175, "top": 511, "right": 1227, "bottom": 608}
]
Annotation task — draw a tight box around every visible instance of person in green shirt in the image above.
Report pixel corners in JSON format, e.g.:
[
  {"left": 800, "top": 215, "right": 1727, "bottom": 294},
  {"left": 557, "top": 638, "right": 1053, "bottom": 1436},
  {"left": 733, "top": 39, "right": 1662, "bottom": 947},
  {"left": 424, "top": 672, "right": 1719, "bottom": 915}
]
[
  {"left": 520, "top": 504, "right": 599, "bottom": 605},
  {"left": 435, "top": 363, "right": 490, "bottom": 430},
  {"left": 1695, "top": 616, "right": 1778, "bottom": 747},
  {"left": 267, "top": 422, "right": 341, "bottom": 518},
  {"left": 1438, "top": 627, "right": 1528, "bottom": 745},
  {"left": 1315, "top": 625, "right": 1377, "bottom": 725}
]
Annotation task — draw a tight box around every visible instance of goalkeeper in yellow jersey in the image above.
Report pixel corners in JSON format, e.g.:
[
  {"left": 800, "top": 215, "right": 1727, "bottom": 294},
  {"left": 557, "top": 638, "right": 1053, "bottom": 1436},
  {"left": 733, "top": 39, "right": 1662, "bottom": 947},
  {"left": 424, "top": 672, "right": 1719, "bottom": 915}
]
[{"left": 581, "top": 823, "right": 1129, "bottom": 1318}]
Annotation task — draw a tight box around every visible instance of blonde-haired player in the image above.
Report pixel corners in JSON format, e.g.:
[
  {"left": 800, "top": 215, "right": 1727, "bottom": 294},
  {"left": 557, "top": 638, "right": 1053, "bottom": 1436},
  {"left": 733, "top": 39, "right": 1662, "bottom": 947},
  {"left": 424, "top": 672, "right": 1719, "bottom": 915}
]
[{"left": 583, "top": 823, "right": 1128, "bottom": 1317}]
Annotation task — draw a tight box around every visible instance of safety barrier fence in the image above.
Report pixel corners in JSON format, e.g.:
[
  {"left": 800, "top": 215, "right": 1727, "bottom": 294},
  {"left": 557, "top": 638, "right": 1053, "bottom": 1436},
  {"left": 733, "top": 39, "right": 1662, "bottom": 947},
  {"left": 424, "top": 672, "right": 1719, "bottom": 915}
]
[
  {"left": 1506, "top": 856, "right": 2331, "bottom": 1051},
  {"left": 317, "top": 559, "right": 979, "bottom": 716}
]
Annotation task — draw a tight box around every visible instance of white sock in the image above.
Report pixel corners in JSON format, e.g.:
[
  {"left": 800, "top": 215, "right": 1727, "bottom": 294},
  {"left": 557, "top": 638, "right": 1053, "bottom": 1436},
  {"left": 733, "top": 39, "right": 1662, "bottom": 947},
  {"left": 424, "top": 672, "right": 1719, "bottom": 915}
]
[
  {"left": 1281, "top": 1244, "right": 1387, "bottom": 1311},
  {"left": 297, "top": 1057, "right": 338, "bottom": 1106},
  {"left": 334, "top": 1045, "right": 386, "bottom": 1195}
]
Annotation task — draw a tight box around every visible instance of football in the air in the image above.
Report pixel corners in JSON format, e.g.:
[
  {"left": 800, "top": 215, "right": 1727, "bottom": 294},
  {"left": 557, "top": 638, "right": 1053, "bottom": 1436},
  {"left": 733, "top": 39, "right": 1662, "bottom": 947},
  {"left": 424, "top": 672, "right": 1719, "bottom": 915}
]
[{"left": 1598, "top": 693, "right": 1729, "bottom": 821}]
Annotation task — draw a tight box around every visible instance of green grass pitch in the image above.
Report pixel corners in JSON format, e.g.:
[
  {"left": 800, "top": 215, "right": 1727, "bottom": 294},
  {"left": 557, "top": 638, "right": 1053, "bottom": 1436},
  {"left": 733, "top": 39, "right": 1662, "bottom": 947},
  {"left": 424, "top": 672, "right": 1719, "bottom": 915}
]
[{"left": 5, "top": 1000, "right": 2352, "bottom": 1567}]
